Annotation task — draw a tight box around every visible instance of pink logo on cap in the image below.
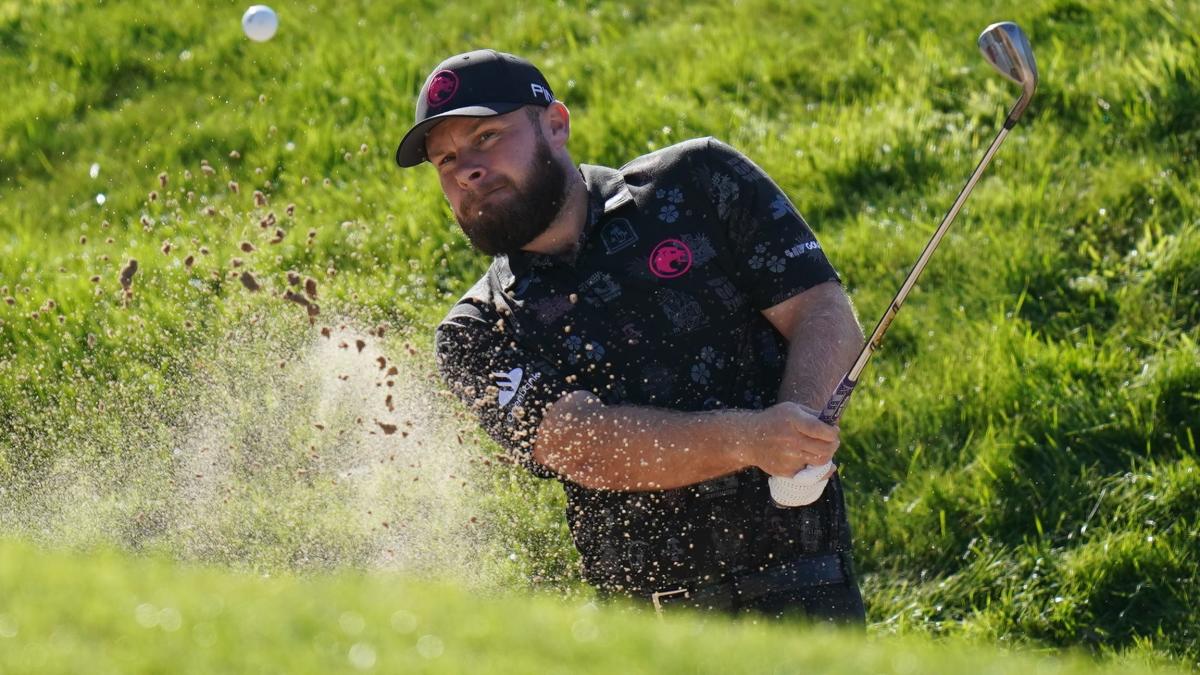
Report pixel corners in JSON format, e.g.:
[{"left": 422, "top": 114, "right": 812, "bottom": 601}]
[
  {"left": 649, "top": 239, "right": 692, "bottom": 279},
  {"left": 427, "top": 70, "right": 459, "bottom": 107}
]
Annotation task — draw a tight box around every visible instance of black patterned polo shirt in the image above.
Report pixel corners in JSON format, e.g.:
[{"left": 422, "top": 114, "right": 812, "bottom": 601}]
[{"left": 435, "top": 137, "right": 853, "bottom": 594}]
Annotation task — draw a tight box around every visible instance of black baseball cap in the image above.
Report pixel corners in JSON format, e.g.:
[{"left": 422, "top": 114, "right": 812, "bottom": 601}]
[{"left": 394, "top": 49, "right": 556, "bottom": 168}]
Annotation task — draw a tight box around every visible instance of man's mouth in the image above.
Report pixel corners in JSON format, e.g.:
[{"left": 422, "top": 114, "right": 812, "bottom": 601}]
[
  {"left": 477, "top": 182, "right": 509, "bottom": 199},
  {"left": 463, "top": 183, "right": 509, "bottom": 212}
]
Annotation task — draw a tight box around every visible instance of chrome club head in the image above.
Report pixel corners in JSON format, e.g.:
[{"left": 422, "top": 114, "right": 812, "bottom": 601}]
[{"left": 979, "top": 21, "right": 1038, "bottom": 122}]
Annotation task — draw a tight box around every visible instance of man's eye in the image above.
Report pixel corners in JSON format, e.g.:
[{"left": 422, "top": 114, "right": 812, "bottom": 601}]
[
  {"left": 478, "top": 131, "right": 496, "bottom": 143},
  {"left": 438, "top": 154, "right": 455, "bottom": 167}
]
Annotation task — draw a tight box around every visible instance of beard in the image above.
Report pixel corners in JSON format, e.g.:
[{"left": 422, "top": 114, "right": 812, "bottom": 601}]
[{"left": 455, "top": 134, "right": 569, "bottom": 257}]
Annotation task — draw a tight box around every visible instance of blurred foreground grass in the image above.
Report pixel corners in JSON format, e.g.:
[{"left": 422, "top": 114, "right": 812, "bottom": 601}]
[{"left": 0, "top": 538, "right": 1187, "bottom": 675}]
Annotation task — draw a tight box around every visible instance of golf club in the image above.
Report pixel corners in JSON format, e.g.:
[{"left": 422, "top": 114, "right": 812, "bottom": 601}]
[{"left": 770, "top": 21, "right": 1039, "bottom": 507}]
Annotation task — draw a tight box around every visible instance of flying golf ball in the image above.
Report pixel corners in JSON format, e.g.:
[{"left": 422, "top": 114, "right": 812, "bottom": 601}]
[{"left": 242, "top": 5, "right": 278, "bottom": 42}]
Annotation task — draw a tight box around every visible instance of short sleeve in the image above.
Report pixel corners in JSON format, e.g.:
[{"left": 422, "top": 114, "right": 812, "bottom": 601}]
[
  {"left": 435, "top": 302, "right": 575, "bottom": 480},
  {"left": 700, "top": 138, "right": 841, "bottom": 310}
]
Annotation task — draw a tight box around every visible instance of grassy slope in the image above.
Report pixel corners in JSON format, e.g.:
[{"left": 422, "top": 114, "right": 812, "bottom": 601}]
[
  {"left": 0, "top": 538, "right": 1186, "bottom": 675},
  {"left": 1, "top": 0, "right": 1198, "bottom": 667}
]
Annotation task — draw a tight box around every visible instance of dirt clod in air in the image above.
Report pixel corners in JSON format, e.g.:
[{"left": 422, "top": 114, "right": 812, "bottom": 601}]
[
  {"left": 376, "top": 421, "right": 398, "bottom": 435},
  {"left": 282, "top": 290, "right": 319, "bottom": 317},
  {"left": 119, "top": 259, "right": 138, "bottom": 291},
  {"left": 355, "top": 339, "right": 366, "bottom": 353},
  {"left": 239, "top": 271, "right": 261, "bottom": 292}
]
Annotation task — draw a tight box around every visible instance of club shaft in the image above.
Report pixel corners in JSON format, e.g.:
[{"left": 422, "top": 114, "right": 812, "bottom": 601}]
[{"left": 818, "top": 122, "right": 1014, "bottom": 425}]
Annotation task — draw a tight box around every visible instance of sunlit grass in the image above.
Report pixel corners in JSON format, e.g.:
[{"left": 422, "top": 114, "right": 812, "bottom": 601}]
[
  {"left": 1, "top": 0, "right": 1197, "bottom": 668},
  {"left": 0, "top": 538, "right": 1189, "bottom": 675}
]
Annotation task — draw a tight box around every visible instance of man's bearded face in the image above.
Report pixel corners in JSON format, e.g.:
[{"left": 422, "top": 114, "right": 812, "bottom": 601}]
[{"left": 454, "top": 130, "right": 568, "bottom": 257}]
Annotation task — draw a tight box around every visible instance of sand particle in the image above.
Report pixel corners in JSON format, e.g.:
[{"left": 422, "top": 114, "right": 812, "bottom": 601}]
[
  {"left": 239, "top": 271, "right": 261, "bottom": 292},
  {"left": 119, "top": 259, "right": 138, "bottom": 291}
]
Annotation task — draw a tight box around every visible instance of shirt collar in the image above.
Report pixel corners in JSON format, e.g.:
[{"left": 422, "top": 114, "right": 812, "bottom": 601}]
[
  {"left": 581, "top": 163, "right": 634, "bottom": 218},
  {"left": 498, "top": 164, "right": 633, "bottom": 285}
]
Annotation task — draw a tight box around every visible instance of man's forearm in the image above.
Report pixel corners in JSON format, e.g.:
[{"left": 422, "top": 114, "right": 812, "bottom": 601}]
[
  {"left": 533, "top": 392, "right": 752, "bottom": 491},
  {"left": 532, "top": 392, "right": 839, "bottom": 491},
  {"left": 776, "top": 288, "right": 864, "bottom": 410}
]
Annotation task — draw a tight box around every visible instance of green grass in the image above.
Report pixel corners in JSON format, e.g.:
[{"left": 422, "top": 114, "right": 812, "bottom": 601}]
[
  {"left": 1, "top": 0, "right": 1198, "bottom": 669},
  {"left": 0, "top": 538, "right": 1187, "bottom": 674}
]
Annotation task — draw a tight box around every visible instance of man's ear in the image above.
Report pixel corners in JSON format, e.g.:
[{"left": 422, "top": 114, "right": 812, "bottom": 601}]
[{"left": 544, "top": 102, "right": 571, "bottom": 148}]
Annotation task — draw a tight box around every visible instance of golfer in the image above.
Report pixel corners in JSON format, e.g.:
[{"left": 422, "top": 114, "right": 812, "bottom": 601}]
[{"left": 396, "top": 50, "right": 866, "bottom": 623}]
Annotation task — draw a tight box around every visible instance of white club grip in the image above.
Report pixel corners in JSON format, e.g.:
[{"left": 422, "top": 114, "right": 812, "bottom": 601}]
[{"left": 767, "top": 462, "right": 833, "bottom": 507}]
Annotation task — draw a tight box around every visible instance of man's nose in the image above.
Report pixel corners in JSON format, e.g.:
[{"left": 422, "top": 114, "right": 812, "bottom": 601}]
[{"left": 454, "top": 153, "right": 487, "bottom": 189}]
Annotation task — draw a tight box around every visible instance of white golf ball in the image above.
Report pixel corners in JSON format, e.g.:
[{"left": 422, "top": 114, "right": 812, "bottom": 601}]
[{"left": 242, "top": 5, "right": 278, "bottom": 42}]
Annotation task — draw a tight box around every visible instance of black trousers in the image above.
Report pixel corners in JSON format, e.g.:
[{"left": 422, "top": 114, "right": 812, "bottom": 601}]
[
  {"left": 617, "top": 552, "right": 867, "bottom": 627},
  {"left": 739, "top": 579, "right": 866, "bottom": 627}
]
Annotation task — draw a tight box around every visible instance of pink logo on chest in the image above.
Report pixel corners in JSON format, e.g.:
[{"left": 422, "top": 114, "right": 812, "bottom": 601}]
[{"left": 649, "top": 239, "right": 693, "bottom": 279}]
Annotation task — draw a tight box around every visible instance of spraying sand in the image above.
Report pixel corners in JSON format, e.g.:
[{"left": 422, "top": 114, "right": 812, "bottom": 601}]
[{"left": 0, "top": 314, "right": 516, "bottom": 588}]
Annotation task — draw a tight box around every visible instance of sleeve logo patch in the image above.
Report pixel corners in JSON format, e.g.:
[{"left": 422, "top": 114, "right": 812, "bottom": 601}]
[
  {"left": 784, "top": 240, "right": 822, "bottom": 258},
  {"left": 493, "top": 367, "right": 524, "bottom": 407},
  {"left": 493, "top": 368, "right": 544, "bottom": 415}
]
